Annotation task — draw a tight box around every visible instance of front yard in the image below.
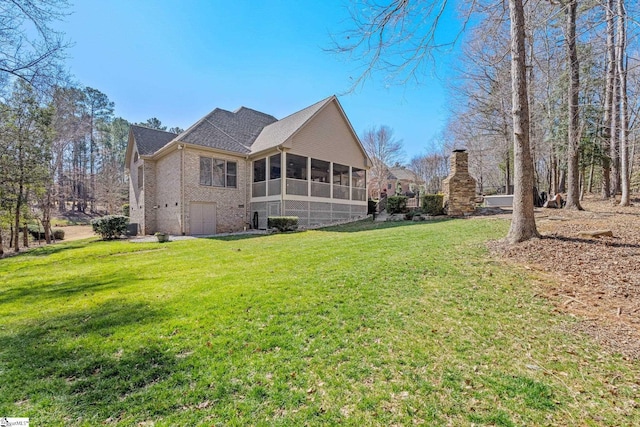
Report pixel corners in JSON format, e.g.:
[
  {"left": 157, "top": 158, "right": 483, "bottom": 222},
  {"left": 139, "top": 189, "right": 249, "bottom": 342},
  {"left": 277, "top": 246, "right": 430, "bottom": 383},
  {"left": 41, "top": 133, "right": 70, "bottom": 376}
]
[{"left": 1, "top": 218, "right": 638, "bottom": 426}]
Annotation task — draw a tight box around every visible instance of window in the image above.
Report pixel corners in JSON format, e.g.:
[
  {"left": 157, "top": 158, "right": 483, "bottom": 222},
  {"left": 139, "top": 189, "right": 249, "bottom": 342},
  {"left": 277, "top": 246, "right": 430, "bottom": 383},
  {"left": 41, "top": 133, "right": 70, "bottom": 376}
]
[
  {"left": 137, "top": 165, "right": 143, "bottom": 188},
  {"left": 200, "top": 157, "right": 237, "bottom": 188},
  {"left": 286, "top": 154, "right": 307, "bottom": 180},
  {"left": 200, "top": 158, "right": 212, "bottom": 186},
  {"left": 270, "top": 154, "right": 281, "bottom": 179},
  {"left": 311, "top": 159, "right": 330, "bottom": 182},
  {"left": 352, "top": 167, "right": 366, "bottom": 201},
  {"left": 227, "top": 161, "right": 237, "bottom": 187},
  {"left": 212, "top": 159, "right": 225, "bottom": 187},
  {"left": 352, "top": 167, "right": 366, "bottom": 188},
  {"left": 253, "top": 158, "right": 266, "bottom": 182},
  {"left": 333, "top": 163, "right": 349, "bottom": 186}
]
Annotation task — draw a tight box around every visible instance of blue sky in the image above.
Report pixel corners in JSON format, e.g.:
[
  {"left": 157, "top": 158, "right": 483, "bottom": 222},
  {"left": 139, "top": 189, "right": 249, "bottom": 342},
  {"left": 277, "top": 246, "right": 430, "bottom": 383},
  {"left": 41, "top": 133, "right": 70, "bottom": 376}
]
[{"left": 64, "top": 0, "right": 461, "bottom": 161}]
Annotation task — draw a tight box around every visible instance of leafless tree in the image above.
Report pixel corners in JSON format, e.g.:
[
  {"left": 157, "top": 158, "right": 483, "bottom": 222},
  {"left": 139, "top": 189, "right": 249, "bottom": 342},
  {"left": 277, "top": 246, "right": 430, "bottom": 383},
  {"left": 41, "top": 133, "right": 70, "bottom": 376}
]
[
  {"left": 506, "top": 0, "right": 539, "bottom": 242},
  {"left": 0, "top": 0, "right": 70, "bottom": 90},
  {"left": 361, "top": 125, "right": 404, "bottom": 198}
]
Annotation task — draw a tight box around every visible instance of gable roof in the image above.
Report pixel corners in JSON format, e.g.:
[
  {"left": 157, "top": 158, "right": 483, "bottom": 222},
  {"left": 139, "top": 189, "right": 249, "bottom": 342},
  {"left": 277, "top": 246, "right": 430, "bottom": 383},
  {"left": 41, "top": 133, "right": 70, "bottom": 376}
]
[
  {"left": 130, "top": 125, "right": 178, "bottom": 156},
  {"left": 132, "top": 95, "right": 367, "bottom": 165},
  {"left": 388, "top": 167, "right": 423, "bottom": 183},
  {"left": 175, "top": 107, "right": 277, "bottom": 154},
  {"left": 250, "top": 96, "right": 333, "bottom": 154}
]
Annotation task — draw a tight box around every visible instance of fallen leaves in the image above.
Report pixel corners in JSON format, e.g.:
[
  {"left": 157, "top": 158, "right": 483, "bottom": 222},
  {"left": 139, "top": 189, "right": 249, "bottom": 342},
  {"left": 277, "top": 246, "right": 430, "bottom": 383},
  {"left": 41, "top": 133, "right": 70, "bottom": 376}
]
[{"left": 489, "top": 197, "right": 640, "bottom": 359}]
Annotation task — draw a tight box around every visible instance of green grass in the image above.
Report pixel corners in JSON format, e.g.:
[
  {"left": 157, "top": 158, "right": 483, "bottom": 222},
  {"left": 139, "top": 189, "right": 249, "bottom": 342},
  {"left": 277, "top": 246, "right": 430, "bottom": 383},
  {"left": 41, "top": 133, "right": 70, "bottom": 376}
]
[{"left": 1, "top": 218, "right": 639, "bottom": 426}]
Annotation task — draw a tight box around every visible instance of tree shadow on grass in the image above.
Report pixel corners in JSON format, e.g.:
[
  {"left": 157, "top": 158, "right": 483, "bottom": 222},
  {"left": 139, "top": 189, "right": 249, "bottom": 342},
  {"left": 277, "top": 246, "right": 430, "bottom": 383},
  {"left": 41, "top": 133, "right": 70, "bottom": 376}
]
[
  {"left": 205, "top": 233, "right": 267, "bottom": 242},
  {"left": 0, "top": 300, "right": 179, "bottom": 423},
  {"left": 5, "top": 238, "right": 98, "bottom": 258},
  {"left": 317, "top": 217, "right": 453, "bottom": 233},
  {"left": 0, "top": 275, "right": 134, "bottom": 305}
]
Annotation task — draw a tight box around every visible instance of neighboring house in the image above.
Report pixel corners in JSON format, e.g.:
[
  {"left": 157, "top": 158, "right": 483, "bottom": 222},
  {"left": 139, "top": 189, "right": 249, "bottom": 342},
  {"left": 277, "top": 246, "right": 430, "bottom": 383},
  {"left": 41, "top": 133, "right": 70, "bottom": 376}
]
[
  {"left": 126, "top": 95, "right": 370, "bottom": 235},
  {"left": 378, "top": 166, "right": 425, "bottom": 196}
]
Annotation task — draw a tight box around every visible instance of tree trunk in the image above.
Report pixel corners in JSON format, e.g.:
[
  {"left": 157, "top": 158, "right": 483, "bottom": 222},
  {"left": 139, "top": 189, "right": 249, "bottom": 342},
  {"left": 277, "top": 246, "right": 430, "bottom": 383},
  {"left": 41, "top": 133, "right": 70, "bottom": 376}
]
[
  {"left": 13, "top": 184, "right": 23, "bottom": 253},
  {"left": 611, "top": 71, "right": 620, "bottom": 195},
  {"left": 601, "top": 0, "right": 615, "bottom": 199},
  {"left": 507, "top": 0, "right": 539, "bottom": 243},
  {"left": 565, "top": 0, "right": 582, "bottom": 210},
  {"left": 617, "top": 0, "right": 629, "bottom": 206}
]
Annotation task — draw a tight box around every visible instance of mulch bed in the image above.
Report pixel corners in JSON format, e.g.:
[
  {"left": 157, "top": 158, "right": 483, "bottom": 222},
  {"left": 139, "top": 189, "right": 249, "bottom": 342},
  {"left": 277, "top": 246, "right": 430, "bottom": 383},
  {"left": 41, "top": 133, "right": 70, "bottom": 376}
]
[{"left": 489, "top": 196, "right": 640, "bottom": 360}]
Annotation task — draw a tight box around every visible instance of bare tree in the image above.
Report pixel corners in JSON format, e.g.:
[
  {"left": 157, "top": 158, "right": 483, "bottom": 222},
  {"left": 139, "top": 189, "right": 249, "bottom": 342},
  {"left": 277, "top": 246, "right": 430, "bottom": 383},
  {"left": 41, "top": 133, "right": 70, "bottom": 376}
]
[
  {"left": 506, "top": 0, "right": 539, "bottom": 243},
  {"left": 335, "top": 0, "right": 539, "bottom": 242},
  {"left": 361, "top": 125, "right": 404, "bottom": 198},
  {"left": 601, "top": 0, "right": 616, "bottom": 198},
  {"left": 0, "top": 0, "right": 70, "bottom": 89},
  {"left": 562, "top": 0, "right": 583, "bottom": 210},
  {"left": 616, "top": 0, "right": 630, "bottom": 206}
]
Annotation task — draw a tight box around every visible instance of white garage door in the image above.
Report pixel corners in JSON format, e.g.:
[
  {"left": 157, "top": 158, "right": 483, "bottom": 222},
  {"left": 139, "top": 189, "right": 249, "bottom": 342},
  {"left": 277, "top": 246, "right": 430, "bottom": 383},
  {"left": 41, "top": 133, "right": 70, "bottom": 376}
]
[{"left": 190, "top": 202, "right": 216, "bottom": 235}]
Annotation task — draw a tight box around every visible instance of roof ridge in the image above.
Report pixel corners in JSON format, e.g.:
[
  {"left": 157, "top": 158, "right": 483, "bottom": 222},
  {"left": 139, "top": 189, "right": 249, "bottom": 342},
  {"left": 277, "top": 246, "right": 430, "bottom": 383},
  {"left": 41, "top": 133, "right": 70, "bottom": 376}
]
[
  {"left": 202, "top": 116, "right": 251, "bottom": 150},
  {"left": 130, "top": 124, "right": 178, "bottom": 136},
  {"left": 272, "top": 95, "right": 334, "bottom": 123}
]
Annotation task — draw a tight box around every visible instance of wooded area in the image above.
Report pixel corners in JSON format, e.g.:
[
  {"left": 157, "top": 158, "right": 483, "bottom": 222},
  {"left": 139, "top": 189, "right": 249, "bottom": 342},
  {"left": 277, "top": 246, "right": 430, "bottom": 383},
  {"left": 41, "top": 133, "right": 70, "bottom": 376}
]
[
  {"left": 442, "top": 0, "right": 638, "bottom": 204},
  {"left": 0, "top": 0, "right": 184, "bottom": 254},
  {"left": 344, "top": 0, "right": 639, "bottom": 212}
]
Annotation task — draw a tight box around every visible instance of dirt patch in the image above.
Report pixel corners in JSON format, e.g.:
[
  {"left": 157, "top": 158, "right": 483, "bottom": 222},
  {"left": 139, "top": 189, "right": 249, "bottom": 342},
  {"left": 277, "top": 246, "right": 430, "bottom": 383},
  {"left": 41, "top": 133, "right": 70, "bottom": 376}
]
[
  {"left": 489, "top": 196, "right": 640, "bottom": 360},
  {"left": 57, "top": 225, "right": 96, "bottom": 241}
]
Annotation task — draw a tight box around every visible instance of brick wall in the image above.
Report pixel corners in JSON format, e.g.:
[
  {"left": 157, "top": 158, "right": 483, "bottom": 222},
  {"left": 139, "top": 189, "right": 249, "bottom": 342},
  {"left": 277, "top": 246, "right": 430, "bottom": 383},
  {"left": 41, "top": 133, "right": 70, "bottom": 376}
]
[
  {"left": 183, "top": 147, "right": 247, "bottom": 233},
  {"left": 155, "top": 150, "right": 182, "bottom": 235}
]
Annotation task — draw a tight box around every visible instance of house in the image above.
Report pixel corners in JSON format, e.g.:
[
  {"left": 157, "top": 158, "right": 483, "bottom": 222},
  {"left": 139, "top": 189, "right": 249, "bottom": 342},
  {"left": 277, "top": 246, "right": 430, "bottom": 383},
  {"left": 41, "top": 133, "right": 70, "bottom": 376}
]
[
  {"left": 125, "top": 95, "right": 370, "bottom": 235},
  {"left": 387, "top": 166, "right": 425, "bottom": 196}
]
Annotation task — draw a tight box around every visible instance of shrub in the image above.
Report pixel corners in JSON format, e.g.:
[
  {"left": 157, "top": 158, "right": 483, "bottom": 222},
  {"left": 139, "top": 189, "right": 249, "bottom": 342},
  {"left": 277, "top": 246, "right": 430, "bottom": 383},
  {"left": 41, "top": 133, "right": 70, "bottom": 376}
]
[
  {"left": 52, "top": 229, "right": 65, "bottom": 240},
  {"left": 267, "top": 216, "right": 299, "bottom": 232},
  {"left": 91, "top": 215, "right": 129, "bottom": 240},
  {"left": 422, "top": 194, "right": 445, "bottom": 216},
  {"left": 122, "top": 203, "right": 130, "bottom": 217},
  {"left": 27, "top": 225, "right": 46, "bottom": 240},
  {"left": 26, "top": 225, "right": 66, "bottom": 241},
  {"left": 387, "top": 196, "right": 408, "bottom": 214}
]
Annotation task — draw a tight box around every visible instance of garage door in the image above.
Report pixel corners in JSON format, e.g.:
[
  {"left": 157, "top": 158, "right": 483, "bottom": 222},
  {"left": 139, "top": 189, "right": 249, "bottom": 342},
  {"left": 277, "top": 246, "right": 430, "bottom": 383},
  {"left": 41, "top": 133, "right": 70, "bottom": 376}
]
[{"left": 190, "top": 202, "right": 216, "bottom": 235}]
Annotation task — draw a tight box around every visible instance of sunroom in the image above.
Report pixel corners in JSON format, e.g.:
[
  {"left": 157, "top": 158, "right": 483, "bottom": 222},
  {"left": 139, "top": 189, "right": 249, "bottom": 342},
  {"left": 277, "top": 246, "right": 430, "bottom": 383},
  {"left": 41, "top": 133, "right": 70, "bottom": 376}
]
[{"left": 250, "top": 152, "right": 367, "bottom": 228}]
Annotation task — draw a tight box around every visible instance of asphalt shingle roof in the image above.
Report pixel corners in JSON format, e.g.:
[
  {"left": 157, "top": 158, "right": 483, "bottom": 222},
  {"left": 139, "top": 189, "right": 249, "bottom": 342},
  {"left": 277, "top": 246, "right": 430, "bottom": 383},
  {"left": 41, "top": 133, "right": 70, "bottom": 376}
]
[
  {"left": 177, "top": 107, "right": 277, "bottom": 154},
  {"left": 134, "top": 96, "right": 338, "bottom": 157},
  {"left": 130, "top": 125, "right": 178, "bottom": 155}
]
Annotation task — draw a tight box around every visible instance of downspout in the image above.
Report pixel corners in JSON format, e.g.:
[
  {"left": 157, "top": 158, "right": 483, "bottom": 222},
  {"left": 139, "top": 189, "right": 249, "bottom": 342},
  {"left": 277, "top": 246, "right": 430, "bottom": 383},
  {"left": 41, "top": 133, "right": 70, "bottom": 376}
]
[{"left": 245, "top": 153, "right": 249, "bottom": 229}]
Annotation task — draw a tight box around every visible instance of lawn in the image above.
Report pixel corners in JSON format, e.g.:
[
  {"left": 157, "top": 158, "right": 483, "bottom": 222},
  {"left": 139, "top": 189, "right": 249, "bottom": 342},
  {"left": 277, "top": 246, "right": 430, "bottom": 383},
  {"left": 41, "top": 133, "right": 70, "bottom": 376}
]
[{"left": 1, "top": 218, "right": 638, "bottom": 426}]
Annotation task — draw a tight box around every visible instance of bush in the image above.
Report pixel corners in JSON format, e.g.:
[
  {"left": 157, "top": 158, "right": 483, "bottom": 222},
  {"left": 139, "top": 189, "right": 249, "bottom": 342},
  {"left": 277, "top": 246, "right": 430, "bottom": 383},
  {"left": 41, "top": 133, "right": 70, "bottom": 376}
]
[
  {"left": 52, "top": 229, "right": 65, "bottom": 240},
  {"left": 27, "top": 225, "right": 46, "bottom": 240},
  {"left": 267, "top": 216, "right": 299, "bottom": 232},
  {"left": 91, "top": 215, "right": 129, "bottom": 240},
  {"left": 422, "top": 194, "right": 445, "bottom": 216},
  {"left": 122, "top": 203, "right": 130, "bottom": 217},
  {"left": 26, "top": 225, "right": 66, "bottom": 241},
  {"left": 387, "top": 196, "right": 408, "bottom": 214}
]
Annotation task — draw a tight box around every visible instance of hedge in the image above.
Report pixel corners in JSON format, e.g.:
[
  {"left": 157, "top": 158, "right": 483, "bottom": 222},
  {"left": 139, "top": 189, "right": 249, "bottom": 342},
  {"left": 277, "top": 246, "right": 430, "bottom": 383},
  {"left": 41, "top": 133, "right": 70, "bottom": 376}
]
[
  {"left": 267, "top": 216, "right": 299, "bottom": 232},
  {"left": 421, "top": 194, "right": 445, "bottom": 216},
  {"left": 387, "top": 196, "right": 408, "bottom": 214},
  {"left": 27, "top": 225, "right": 65, "bottom": 240}
]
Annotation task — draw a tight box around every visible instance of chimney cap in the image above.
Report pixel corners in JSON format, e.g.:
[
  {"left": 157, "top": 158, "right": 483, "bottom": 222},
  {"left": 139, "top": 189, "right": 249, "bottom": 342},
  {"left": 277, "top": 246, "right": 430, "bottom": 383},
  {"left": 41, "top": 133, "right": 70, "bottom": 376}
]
[{"left": 452, "top": 148, "right": 467, "bottom": 153}]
